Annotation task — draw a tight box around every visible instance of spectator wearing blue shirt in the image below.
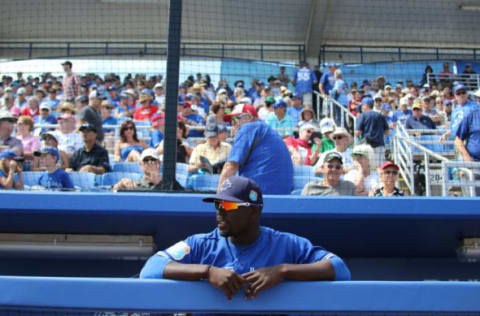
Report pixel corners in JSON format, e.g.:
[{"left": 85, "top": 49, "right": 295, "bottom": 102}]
[
  {"left": 441, "top": 85, "right": 480, "bottom": 141},
  {"left": 286, "top": 93, "right": 303, "bottom": 124},
  {"left": 140, "top": 176, "right": 350, "bottom": 300},
  {"left": 180, "top": 102, "right": 205, "bottom": 138},
  {"left": 35, "top": 147, "right": 73, "bottom": 190},
  {"left": 292, "top": 62, "right": 317, "bottom": 108},
  {"left": 218, "top": 104, "right": 293, "bottom": 194},
  {"left": 455, "top": 108, "right": 480, "bottom": 196},
  {"left": 405, "top": 103, "right": 436, "bottom": 130},
  {"left": 318, "top": 64, "right": 336, "bottom": 117},
  {"left": 355, "top": 97, "right": 389, "bottom": 167},
  {"left": 149, "top": 113, "right": 165, "bottom": 148},
  {"left": 100, "top": 100, "right": 118, "bottom": 135},
  {"left": 106, "top": 86, "right": 121, "bottom": 107},
  {"left": 45, "top": 89, "right": 60, "bottom": 109},
  {"left": 331, "top": 69, "right": 348, "bottom": 126},
  {"left": 34, "top": 104, "right": 57, "bottom": 134},
  {"left": 393, "top": 98, "right": 413, "bottom": 125},
  {"left": 266, "top": 100, "right": 295, "bottom": 137}
]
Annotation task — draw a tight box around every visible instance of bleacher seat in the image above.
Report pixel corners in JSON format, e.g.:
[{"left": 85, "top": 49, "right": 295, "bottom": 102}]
[
  {"left": 133, "top": 120, "right": 151, "bottom": 139},
  {"left": 187, "top": 174, "right": 219, "bottom": 192},
  {"left": 69, "top": 172, "right": 97, "bottom": 189},
  {"left": 101, "top": 172, "right": 143, "bottom": 187},
  {"left": 176, "top": 163, "right": 189, "bottom": 176},
  {"left": 293, "top": 165, "right": 315, "bottom": 178},
  {"left": 293, "top": 176, "right": 316, "bottom": 191},
  {"left": 176, "top": 173, "right": 189, "bottom": 189},
  {"left": 112, "top": 162, "right": 144, "bottom": 174}
]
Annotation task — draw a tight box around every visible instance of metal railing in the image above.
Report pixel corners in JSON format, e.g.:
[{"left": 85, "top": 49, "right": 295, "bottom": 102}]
[
  {"left": 314, "top": 91, "right": 357, "bottom": 139},
  {"left": 394, "top": 123, "right": 479, "bottom": 197},
  {"left": 427, "top": 73, "right": 480, "bottom": 90}
]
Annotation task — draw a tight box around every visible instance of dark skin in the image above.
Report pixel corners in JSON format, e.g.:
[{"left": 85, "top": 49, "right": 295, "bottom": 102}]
[{"left": 162, "top": 202, "right": 335, "bottom": 300}]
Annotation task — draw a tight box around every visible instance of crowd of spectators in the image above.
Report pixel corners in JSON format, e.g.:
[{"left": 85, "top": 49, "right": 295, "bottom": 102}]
[{"left": 0, "top": 60, "right": 479, "bottom": 195}]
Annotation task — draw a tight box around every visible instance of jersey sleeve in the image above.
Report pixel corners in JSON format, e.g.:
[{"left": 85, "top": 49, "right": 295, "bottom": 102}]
[
  {"left": 456, "top": 112, "right": 470, "bottom": 140},
  {"left": 139, "top": 235, "right": 200, "bottom": 279},
  {"left": 290, "top": 234, "right": 351, "bottom": 281}
]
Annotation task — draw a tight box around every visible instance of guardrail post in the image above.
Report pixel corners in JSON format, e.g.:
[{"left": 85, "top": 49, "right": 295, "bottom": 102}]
[
  {"left": 66, "top": 43, "right": 70, "bottom": 57},
  {"left": 261, "top": 43, "right": 264, "bottom": 61},
  {"left": 105, "top": 42, "right": 109, "bottom": 56},
  {"left": 28, "top": 43, "right": 33, "bottom": 59},
  {"left": 398, "top": 47, "right": 402, "bottom": 61},
  {"left": 441, "top": 162, "right": 448, "bottom": 197},
  {"left": 424, "top": 152, "right": 431, "bottom": 196}
]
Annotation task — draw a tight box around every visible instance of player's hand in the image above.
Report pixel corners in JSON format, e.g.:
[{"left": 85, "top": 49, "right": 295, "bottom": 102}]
[
  {"left": 242, "top": 265, "right": 285, "bottom": 299},
  {"left": 113, "top": 178, "right": 137, "bottom": 190},
  {"left": 207, "top": 266, "right": 250, "bottom": 301}
]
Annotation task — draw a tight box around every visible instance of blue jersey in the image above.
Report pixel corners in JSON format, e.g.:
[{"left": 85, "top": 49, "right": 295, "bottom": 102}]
[
  {"left": 140, "top": 226, "right": 350, "bottom": 281},
  {"left": 393, "top": 109, "right": 412, "bottom": 125},
  {"left": 449, "top": 101, "right": 480, "bottom": 140},
  {"left": 286, "top": 106, "right": 303, "bottom": 124},
  {"left": 149, "top": 129, "right": 164, "bottom": 148},
  {"left": 356, "top": 111, "right": 389, "bottom": 147},
  {"left": 38, "top": 168, "right": 74, "bottom": 189},
  {"left": 319, "top": 73, "right": 335, "bottom": 95},
  {"left": 102, "top": 116, "right": 118, "bottom": 134},
  {"left": 228, "top": 120, "right": 293, "bottom": 194},
  {"left": 293, "top": 67, "right": 316, "bottom": 94},
  {"left": 185, "top": 114, "right": 205, "bottom": 138},
  {"left": 456, "top": 109, "right": 480, "bottom": 161}
]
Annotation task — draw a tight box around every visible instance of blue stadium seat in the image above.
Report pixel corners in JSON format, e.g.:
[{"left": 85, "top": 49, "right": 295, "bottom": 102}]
[
  {"left": 293, "top": 165, "right": 315, "bottom": 178},
  {"left": 101, "top": 172, "right": 142, "bottom": 187},
  {"left": 112, "top": 162, "right": 144, "bottom": 174},
  {"left": 176, "top": 173, "right": 189, "bottom": 189},
  {"left": 134, "top": 120, "right": 151, "bottom": 139},
  {"left": 293, "top": 176, "right": 316, "bottom": 191},
  {"left": 176, "top": 163, "right": 189, "bottom": 176},
  {"left": 187, "top": 174, "right": 219, "bottom": 192},
  {"left": 69, "top": 172, "right": 97, "bottom": 189}
]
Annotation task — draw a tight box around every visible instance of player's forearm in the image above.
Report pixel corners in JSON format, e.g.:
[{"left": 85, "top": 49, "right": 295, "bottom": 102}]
[
  {"left": 163, "top": 261, "right": 211, "bottom": 281},
  {"left": 454, "top": 137, "right": 472, "bottom": 161},
  {"left": 279, "top": 260, "right": 335, "bottom": 281},
  {"left": 217, "top": 161, "right": 239, "bottom": 191}
]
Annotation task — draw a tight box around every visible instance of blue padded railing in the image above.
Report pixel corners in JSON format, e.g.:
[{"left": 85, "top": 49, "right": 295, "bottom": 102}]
[{"left": 1, "top": 277, "right": 479, "bottom": 314}]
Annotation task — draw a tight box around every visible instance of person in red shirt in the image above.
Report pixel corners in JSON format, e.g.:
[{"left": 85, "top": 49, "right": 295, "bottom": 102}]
[
  {"left": 133, "top": 93, "right": 158, "bottom": 121},
  {"left": 21, "top": 97, "right": 40, "bottom": 118},
  {"left": 284, "top": 123, "right": 316, "bottom": 165},
  {"left": 349, "top": 89, "right": 363, "bottom": 118}
]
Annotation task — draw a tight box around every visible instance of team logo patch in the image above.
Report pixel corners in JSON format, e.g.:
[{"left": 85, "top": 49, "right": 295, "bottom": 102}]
[
  {"left": 164, "top": 241, "right": 190, "bottom": 261},
  {"left": 249, "top": 190, "right": 258, "bottom": 202},
  {"left": 220, "top": 179, "right": 232, "bottom": 192}
]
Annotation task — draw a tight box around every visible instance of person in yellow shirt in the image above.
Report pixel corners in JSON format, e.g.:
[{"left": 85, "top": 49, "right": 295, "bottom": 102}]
[{"left": 188, "top": 125, "right": 231, "bottom": 174}]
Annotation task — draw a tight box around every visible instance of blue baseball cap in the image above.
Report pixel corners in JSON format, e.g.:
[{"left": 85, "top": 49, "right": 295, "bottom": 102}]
[
  {"left": 273, "top": 100, "right": 287, "bottom": 109},
  {"left": 75, "top": 95, "right": 88, "bottom": 103},
  {"left": 454, "top": 84, "right": 467, "bottom": 94},
  {"left": 119, "top": 93, "right": 129, "bottom": 99},
  {"left": 0, "top": 149, "right": 19, "bottom": 160},
  {"left": 33, "top": 146, "right": 60, "bottom": 161},
  {"left": 361, "top": 97, "right": 374, "bottom": 105},
  {"left": 292, "top": 93, "right": 302, "bottom": 100},
  {"left": 257, "top": 80, "right": 265, "bottom": 86},
  {"left": 203, "top": 176, "right": 263, "bottom": 206},
  {"left": 141, "top": 88, "right": 154, "bottom": 96},
  {"left": 178, "top": 95, "right": 185, "bottom": 105}
]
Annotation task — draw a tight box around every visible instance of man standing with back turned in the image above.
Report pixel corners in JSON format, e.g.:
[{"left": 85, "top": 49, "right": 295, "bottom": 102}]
[
  {"left": 218, "top": 103, "right": 293, "bottom": 194},
  {"left": 140, "top": 176, "right": 350, "bottom": 300}
]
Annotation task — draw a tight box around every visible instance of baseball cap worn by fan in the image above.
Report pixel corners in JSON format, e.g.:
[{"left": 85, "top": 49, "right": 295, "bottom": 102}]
[
  {"left": 0, "top": 149, "right": 19, "bottom": 160},
  {"left": 454, "top": 84, "right": 467, "bottom": 94},
  {"left": 380, "top": 161, "right": 399, "bottom": 171},
  {"left": 205, "top": 125, "right": 219, "bottom": 138},
  {"left": 319, "top": 118, "right": 335, "bottom": 134},
  {"left": 33, "top": 146, "right": 60, "bottom": 161},
  {"left": 203, "top": 176, "right": 263, "bottom": 206},
  {"left": 140, "top": 148, "right": 160, "bottom": 161},
  {"left": 273, "top": 100, "right": 287, "bottom": 109},
  {"left": 79, "top": 123, "right": 97, "bottom": 133},
  {"left": 321, "top": 151, "right": 343, "bottom": 165},
  {"left": 224, "top": 103, "right": 258, "bottom": 121}
]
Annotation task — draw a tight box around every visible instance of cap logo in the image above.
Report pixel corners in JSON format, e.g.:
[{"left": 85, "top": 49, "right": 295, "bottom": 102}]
[
  {"left": 249, "top": 190, "right": 258, "bottom": 202},
  {"left": 220, "top": 179, "right": 232, "bottom": 192}
]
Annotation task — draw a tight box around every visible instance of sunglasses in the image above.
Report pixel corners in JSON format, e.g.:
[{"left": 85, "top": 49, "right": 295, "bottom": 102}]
[
  {"left": 124, "top": 126, "right": 135, "bottom": 131},
  {"left": 327, "top": 164, "right": 342, "bottom": 170},
  {"left": 214, "top": 200, "right": 256, "bottom": 212},
  {"left": 332, "top": 136, "right": 344, "bottom": 140},
  {"left": 456, "top": 91, "right": 467, "bottom": 95},
  {"left": 305, "top": 129, "right": 314, "bottom": 133},
  {"left": 143, "top": 157, "right": 158, "bottom": 163}
]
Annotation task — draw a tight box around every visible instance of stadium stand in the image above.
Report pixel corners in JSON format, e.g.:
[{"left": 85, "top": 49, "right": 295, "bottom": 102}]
[{"left": 1, "top": 0, "right": 480, "bottom": 314}]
